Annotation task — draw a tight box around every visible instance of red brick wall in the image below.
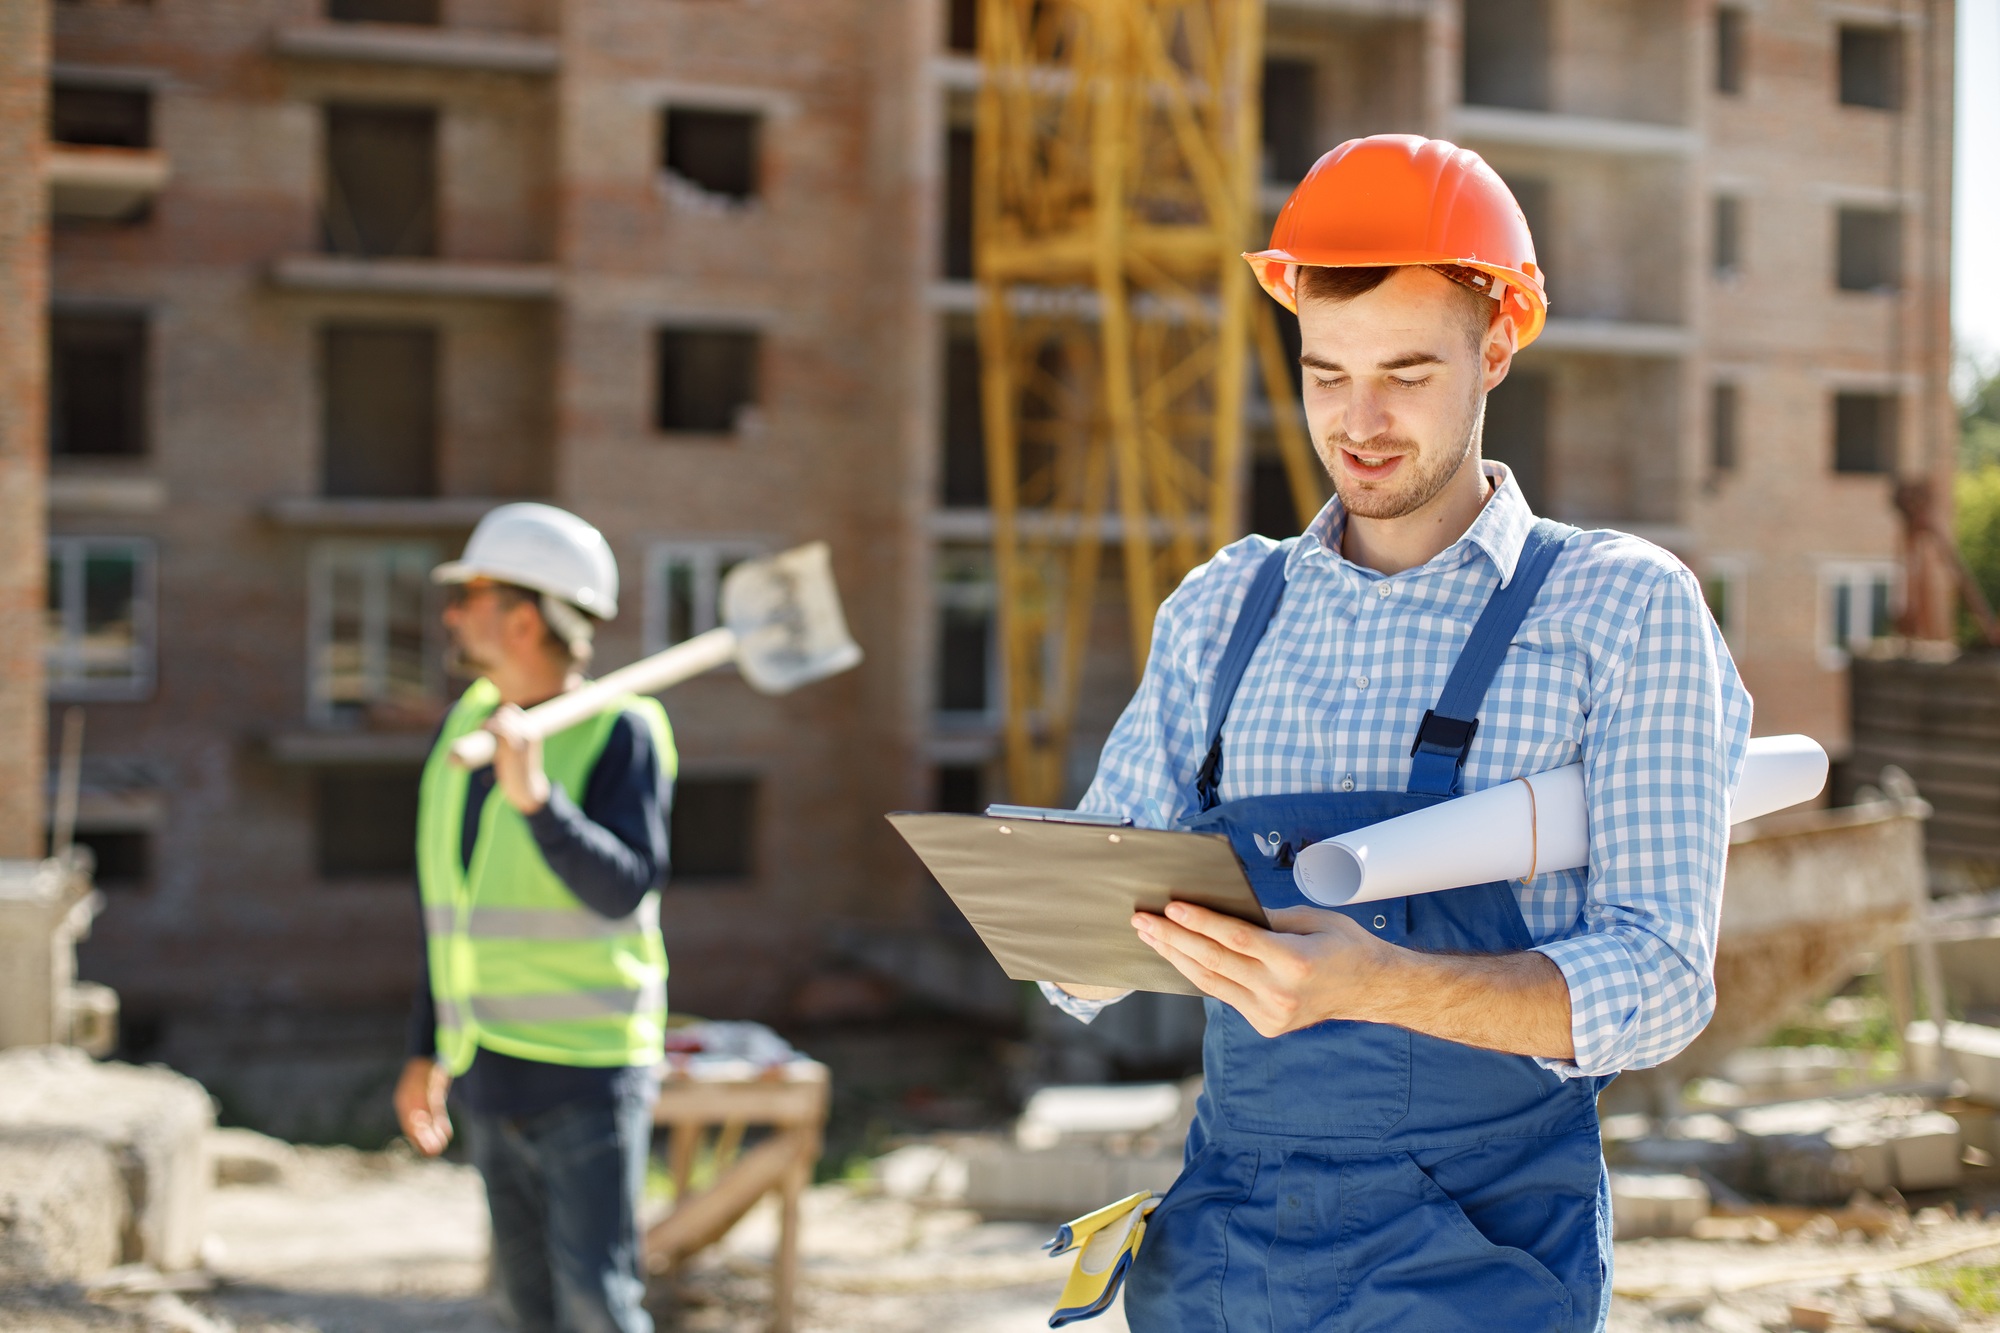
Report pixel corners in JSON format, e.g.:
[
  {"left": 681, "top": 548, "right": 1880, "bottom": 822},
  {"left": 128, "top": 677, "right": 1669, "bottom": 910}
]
[{"left": 0, "top": 0, "right": 48, "bottom": 859}]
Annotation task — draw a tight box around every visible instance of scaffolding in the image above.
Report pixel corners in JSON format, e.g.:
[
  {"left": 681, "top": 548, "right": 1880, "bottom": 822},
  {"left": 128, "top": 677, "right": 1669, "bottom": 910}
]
[{"left": 974, "top": 0, "right": 1320, "bottom": 805}]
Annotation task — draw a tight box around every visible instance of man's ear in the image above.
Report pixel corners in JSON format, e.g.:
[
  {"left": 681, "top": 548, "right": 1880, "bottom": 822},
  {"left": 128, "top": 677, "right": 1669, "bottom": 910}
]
[{"left": 1481, "top": 309, "right": 1520, "bottom": 393}]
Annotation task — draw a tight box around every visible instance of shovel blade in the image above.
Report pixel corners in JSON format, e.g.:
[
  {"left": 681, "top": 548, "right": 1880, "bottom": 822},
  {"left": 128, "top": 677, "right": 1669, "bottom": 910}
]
[{"left": 720, "top": 542, "right": 863, "bottom": 694}]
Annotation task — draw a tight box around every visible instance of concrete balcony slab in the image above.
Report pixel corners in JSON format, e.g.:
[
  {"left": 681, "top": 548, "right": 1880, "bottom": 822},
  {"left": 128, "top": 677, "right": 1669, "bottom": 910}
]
[
  {"left": 1450, "top": 106, "right": 1700, "bottom": 158},
  {"left": 270, "top": 22, "right": 559, "bottom": 74},
  {"left": 268, "top": 254, "right": 559, "bottom": 300},
  {"left": 47, "top": 146, "right": 170, "bottom": 222}
]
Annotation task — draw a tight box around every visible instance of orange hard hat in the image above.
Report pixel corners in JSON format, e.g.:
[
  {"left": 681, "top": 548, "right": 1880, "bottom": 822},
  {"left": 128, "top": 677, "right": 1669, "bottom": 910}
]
[{"left": 1244, "top": 134, "right": 1548, "bottom": 348}]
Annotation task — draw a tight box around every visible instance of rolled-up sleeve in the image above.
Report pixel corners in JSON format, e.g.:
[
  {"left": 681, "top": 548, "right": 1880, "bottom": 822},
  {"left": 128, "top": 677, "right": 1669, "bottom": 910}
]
[{"left": 1532, "top": 566, "right": 1752, "bottom": 1077}]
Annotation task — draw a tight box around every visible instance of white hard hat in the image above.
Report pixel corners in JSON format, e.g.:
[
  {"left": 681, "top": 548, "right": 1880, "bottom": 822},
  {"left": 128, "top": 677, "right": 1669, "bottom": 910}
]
[{"left": 432, "top": 503, "right": 619, "bottom": 620}]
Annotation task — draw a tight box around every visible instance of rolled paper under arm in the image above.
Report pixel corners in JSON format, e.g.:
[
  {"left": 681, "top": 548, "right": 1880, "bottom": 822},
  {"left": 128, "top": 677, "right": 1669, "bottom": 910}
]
[{"left": 1291, "top": 733, "right": 1829, "bottom": 908}]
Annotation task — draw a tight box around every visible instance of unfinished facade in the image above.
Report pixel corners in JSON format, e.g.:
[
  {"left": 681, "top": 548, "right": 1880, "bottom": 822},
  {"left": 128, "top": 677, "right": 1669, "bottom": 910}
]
[{"left": 28, "top": 0, "right": 1954, "bottom": 1131}]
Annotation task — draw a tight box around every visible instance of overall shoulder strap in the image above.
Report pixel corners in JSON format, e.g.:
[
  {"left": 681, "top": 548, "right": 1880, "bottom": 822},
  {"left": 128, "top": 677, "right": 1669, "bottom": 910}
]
[
  {"left": 1191, "top": 541, "right": 1294, "bottom": 811},
  {"left": 1406, "top": 519, "right": 1578, "bottom": 797}
]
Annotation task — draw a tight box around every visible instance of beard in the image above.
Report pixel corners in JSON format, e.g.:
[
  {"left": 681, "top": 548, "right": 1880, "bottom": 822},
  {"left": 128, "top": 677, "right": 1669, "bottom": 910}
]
[{"left": 1319, "top": 393, "right": 1486, "bottom": 521}]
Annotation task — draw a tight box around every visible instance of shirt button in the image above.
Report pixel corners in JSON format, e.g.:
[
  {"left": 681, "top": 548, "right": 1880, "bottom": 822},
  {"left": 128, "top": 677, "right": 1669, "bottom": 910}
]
[
  {"left": 1354, "top": 675, "right": 1369, "bottom": 689},
  {"left": 1340, "top": 776, "right": 1356, "bottom": 792},
  {"left": 1375, "top": 582, "right": 1392, "bottom": 599}
]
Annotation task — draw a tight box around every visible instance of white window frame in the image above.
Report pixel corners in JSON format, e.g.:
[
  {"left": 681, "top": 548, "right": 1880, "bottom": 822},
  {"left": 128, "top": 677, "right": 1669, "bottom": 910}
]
[
  {"left": 1818, "top": 558, "right": 1901, "bottom": 669},
  {"left": 1701, "top": 556, "right": 1748, "bottom": 652},
  {"left": 643, "top": 541, "right": 767, "bottom": 654},
  {"left": 46, "top": 536, "right": 157, "bottom": 702},
  {"left": 306, "top": 540, "right": 441, "bottom": 724}
]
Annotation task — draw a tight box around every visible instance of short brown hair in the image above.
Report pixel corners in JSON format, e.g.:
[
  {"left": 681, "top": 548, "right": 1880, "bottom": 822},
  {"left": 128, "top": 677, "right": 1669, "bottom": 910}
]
[
  {"left": 491, "top": 582, "right": 593, "bottom": 667},
  {"left": 1294, "top": 264, "right": 1496, "bottom": 349}
]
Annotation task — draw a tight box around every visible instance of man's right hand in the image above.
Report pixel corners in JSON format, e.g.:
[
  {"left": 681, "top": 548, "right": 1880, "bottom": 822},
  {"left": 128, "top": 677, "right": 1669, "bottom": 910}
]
[{"left": 394, "top": 1057, "right": 453, "bottom": 1156}]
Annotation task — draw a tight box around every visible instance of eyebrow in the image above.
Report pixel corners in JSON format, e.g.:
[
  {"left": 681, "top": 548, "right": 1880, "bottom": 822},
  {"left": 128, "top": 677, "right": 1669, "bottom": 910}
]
[{"left": 1299, "top": 351, "right": 1448, "bottom": 373}]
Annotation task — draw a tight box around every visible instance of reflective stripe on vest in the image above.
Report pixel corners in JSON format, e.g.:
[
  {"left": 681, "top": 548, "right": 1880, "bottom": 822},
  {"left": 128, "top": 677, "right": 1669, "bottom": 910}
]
[{"left": 417, "top": 678, "right": 677, "bottom": 1076}]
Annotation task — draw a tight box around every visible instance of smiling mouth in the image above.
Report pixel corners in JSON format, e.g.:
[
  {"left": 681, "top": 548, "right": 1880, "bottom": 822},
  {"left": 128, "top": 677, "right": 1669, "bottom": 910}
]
[{"left": 1341, "top": 447, "right": 1407, "bottom": 476}]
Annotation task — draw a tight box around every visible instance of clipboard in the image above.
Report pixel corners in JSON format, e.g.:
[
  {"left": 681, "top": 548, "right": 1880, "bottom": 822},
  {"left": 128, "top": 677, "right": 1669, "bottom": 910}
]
[{"left": 885, "top": 811, "right": 1269, "bottom": 997}]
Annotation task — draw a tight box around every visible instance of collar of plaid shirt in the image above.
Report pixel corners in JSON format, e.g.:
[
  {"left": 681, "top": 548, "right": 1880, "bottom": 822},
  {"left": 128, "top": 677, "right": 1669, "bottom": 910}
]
[{"left": 1288, "top": 458, "right": 1535, "bottom": 587}]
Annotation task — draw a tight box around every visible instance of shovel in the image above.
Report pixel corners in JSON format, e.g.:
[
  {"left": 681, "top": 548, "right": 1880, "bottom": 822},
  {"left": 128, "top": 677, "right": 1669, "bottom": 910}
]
[{"left": 449, "top": 542, "right": 862, "bottom": 769}]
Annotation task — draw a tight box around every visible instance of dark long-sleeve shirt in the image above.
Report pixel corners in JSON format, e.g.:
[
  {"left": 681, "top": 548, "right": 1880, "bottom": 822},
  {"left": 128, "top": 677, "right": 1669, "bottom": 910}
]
[{"left": 409, "top": 708, "right": 671, "bottom": 1117}]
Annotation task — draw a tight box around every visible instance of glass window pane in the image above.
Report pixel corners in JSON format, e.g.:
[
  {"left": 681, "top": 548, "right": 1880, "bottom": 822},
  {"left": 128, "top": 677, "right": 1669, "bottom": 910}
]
[
  {"left": 1832, "top": 580, "right": 1852, "bottom": 650},
  {"left": 1869, "top": 576, "right": 1894, "bottom": 640},
  {"left": 383, "top": 552, "right": 430, "bottom": 704},
  {"left": 79, "top": 551, "right": 138, "bottom": 679},
  {"left": 665, "top": 562, "right": 695, "bottom": 645},
  {"left": 322, "top": 557, "right": 369, "bottom": 705},
  {"left": 45, "top": 552, "right": 67, "bottom": 658}
]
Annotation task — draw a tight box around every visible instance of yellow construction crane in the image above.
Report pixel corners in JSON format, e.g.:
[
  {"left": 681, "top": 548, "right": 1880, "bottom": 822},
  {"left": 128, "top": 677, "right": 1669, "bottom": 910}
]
[{"left": 974, "top": 0, "right": 1322, "bottom": 805}]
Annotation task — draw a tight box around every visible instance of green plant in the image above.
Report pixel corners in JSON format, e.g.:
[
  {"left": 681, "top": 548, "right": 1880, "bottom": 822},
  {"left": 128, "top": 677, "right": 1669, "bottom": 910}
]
[{"left": 1928, "top": 1262, "right": 2000, "bottom": 1315}]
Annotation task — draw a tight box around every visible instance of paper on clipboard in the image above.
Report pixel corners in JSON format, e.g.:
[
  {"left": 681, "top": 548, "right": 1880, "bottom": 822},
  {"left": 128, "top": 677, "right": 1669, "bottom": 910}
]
[{"left": 885, "top": 812, "right": 1268, "bottom": 996}]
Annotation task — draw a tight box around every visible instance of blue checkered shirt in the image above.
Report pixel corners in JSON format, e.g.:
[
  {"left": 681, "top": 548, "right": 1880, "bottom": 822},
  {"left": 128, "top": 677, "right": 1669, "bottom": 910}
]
[{"left": 1041, "top": 463, "right": 1753, "bottom": 1078}]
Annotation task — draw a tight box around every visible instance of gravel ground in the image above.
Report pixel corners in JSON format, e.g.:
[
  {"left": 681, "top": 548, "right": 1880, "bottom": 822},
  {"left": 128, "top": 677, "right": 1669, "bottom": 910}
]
[{"left": 8, "top": 1141, "right": 2000, "bottom": 1332}]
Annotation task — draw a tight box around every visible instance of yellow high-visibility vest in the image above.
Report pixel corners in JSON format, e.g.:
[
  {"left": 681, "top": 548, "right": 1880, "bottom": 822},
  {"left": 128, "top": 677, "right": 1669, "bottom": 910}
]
[{"left": 417, "top": 678, "right": 675, "bottom": 1076}]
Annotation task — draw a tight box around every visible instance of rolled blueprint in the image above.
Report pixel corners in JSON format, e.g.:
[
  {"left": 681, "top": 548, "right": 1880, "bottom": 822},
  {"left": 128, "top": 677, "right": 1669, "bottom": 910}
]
[{"left": 1291, "top": 734, "right": 1828, "bottom": 908}]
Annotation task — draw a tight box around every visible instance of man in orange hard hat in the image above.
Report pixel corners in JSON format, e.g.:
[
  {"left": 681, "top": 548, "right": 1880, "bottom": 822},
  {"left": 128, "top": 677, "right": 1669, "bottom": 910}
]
[{"left": 1044, "top": 135, "right": 1751, "bottom": 1329}]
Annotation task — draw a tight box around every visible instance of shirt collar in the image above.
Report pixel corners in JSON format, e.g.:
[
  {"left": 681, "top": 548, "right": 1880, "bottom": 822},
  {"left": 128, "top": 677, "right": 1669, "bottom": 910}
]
[{"left": 1287, "top": 460, "right": 1538, "bottom": 586}]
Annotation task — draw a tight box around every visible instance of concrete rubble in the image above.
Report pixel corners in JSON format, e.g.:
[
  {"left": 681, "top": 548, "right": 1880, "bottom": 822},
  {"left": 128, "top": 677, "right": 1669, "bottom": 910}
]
[{"left": 0, "top": 1046, "right": 212, "bottom": 1275}]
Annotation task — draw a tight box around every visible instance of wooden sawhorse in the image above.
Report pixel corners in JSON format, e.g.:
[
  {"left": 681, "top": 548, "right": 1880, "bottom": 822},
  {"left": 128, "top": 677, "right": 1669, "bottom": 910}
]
[{"left": 644, "top": 1060, "right": 829, "bottom": 1333}]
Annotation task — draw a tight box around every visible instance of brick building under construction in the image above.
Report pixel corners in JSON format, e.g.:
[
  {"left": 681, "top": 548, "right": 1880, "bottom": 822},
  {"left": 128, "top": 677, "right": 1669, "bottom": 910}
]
[{"left": 0, "top": 0, "right": 1957, "bottom": 1132}]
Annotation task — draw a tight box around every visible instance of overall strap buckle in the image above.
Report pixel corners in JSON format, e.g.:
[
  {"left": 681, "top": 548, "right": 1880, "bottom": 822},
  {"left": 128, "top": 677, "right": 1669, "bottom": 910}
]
[{"left": 1409, "top": 709, "right": 1479, "bottom": 763}]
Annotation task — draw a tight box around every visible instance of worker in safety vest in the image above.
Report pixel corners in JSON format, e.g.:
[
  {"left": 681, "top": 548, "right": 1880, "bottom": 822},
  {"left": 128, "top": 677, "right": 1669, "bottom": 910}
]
[
  {"left": 394, "top": 503, "right": 673, "bottom": 1333},
  {"left": 1045, "top": 136, "right": 1752, "bottom": 1330}
]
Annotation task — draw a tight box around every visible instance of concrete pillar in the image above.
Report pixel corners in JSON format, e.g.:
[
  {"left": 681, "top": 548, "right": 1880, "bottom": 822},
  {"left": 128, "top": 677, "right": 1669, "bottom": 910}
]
[{"left": 0, "top": 0, "right": 49, "bottom": 860}]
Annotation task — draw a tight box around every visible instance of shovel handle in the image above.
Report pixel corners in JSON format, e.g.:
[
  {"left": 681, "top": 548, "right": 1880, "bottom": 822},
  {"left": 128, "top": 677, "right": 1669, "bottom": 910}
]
[{"left": 448, "top": 627, "right": 739, "bottom": 769}]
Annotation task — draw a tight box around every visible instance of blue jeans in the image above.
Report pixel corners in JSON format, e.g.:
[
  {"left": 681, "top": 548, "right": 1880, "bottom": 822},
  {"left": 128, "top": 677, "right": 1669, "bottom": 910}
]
[{"left": 464, "top": 1077, "right": 657, "bottom": 1333}]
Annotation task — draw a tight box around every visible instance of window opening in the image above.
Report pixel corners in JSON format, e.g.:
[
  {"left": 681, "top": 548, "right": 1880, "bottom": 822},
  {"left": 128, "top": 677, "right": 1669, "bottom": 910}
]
[
  {"left": 1711, "top": 382, "right": 1739, "bottom": 474},
  {"left": 1715, "top": 8, "right": 1746, "bottom": 95},
  {"left": 50, "top": 312, "right": 147, "bottom": 457},
  {"left": 327, "top": 0, "right": 439, "bottom": 23},
  {"left": 1462, "top": 0, "right": 1550, "bottom": 111},
  {"left": 656, "top": 329, "right": 760, "bottom": 435},
  {"left": 321, "top": 324, "right": 439, "bottom": 498},
  {"left": 1261, "top": 58, "right": 1317, "bottom": 183},
  {"left": 670, "top": 777, "right": 758, "bottom": 880},
  {"left": 1838, "top": 26, "right": 1901, "bottom": 110},
  {"left": 1820, "top": 561, "right": 1898, "bottom": 665},
  {"left": 1833, "top": 392, "right": 1898, "bottom": 474},
  {"left": 664, "top": 108, "right": 760, "bottom": 201},
  {"left": 644, "top": 542, "right": 764, "bottom": 651},
  {"left": 307, "top": 541, "right": 438, "bottom": 724},
  {"left": 936, "top": 547, "right": 996, "bottom": 717},
  {"left": 71, "top": 830, "right": 152, "bottom": 890},
  {"left": 943, "top": 126, "right": 975, "bottom": 280},
  {"left": 322, "top": 104, "right": 437, "bottom": 258},
  {"left": 315, "top": 767, "right": 422, "bottom": 877},
  {"left": 941, "top": 328, "right": 987, "bottom": 506},
  {"left": 1713, "top": 195, "right": 1743, "bottom": 277},
  {"left": 946, "top": 0, "right": 977, "bottom": 53},
  {"left": 46, "top": 537, "right": 155, "bottom": 700},
  {"left": 49, "top": 85, "right": 152, "bottom": 148},
  {"left": 1836, "top": 207, "right": 1900, "bottom": 292},
  {"left": 1701, "top": 561, "right": 1746, "bottom": 650},
  {"left": 1482, "top": 371, "right": 1551, "bottom": 511}
]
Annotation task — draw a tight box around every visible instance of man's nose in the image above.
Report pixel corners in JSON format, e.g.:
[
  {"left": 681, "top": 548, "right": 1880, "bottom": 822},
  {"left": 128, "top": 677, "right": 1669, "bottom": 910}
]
[{"left": 1344, "top": 385, "right": 1392, "bottom": 443}]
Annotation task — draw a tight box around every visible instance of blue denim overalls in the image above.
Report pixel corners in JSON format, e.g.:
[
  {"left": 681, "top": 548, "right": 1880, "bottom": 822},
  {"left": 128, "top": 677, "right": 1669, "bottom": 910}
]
[{"left": 1125, "top": 519, "right": 1612, "bottom": 1332}]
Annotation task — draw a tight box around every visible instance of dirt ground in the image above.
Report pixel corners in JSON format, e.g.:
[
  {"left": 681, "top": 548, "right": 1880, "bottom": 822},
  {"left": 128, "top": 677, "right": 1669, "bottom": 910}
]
[{"left": 8, "top": 1142, "right": 2000, "bottom": 1332}]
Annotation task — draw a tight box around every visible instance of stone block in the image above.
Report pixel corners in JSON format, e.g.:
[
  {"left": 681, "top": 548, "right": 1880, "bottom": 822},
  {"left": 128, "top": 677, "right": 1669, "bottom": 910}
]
[
  {"left": 0, "top": 1130, "right": 125, "bottom": 1282},
  {"left": 961, "top": 1142, "right": 1180, "bottom": 1221},
  {"left": 1907, "top": 1023, "right": 2000, "bottom": 1104},
  {"left": 0, "top": 1047, "right": 211, "bottom": 1270},
  {"left": 1888, "top": 1112, "right": 1964, "bottom": 1192},
  {"left": 1609, "top": 1171, "right": 1710, "bottom": 1239}
]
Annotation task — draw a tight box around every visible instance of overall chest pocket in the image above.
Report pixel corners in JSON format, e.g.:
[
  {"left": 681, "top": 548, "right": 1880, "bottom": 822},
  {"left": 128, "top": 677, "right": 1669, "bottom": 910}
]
[
  {"left": 1207, "top": 1005, "right": 1412, "bottom": 1139},
  {"left": 1206, "top": 876, "right": 1415, "bottom": 1139}
]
